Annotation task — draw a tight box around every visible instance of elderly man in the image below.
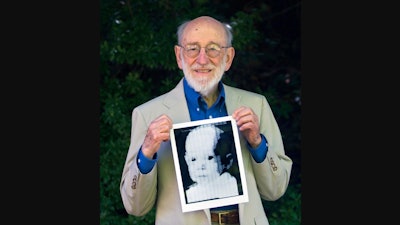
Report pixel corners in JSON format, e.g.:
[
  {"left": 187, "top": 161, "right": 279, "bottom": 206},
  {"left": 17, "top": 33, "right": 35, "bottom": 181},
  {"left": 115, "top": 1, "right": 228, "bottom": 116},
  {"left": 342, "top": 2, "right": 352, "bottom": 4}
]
[{"left": 120, "top": 15, "right": 293, "bottom": 225}]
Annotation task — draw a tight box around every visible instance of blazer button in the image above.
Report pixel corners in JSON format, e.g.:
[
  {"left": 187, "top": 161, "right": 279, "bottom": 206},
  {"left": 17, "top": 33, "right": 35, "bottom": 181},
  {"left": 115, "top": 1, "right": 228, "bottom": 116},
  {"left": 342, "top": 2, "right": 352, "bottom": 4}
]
[
  {"left": 270, "top": 157, "right": 277, "bottom": 171},
  {"left": 131, "top": 175, "right": 137, "bottom": 189}
]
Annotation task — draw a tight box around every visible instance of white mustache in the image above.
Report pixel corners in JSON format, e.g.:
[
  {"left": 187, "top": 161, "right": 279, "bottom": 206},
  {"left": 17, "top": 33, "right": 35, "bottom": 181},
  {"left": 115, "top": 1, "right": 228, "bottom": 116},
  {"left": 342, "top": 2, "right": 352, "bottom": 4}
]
[{"left": 190, "top": 65, "right": 215, "bottom": 70}]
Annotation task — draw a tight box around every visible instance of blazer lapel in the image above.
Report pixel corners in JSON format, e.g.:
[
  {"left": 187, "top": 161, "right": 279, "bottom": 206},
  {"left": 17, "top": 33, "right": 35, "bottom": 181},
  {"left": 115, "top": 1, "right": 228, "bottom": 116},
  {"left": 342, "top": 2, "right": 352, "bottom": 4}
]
[
  {"left": 223, "top": 84, "right": 241, "bottom": 115},
  {"left": 162, "top": 78, "right": 191, "bottom": 124}
]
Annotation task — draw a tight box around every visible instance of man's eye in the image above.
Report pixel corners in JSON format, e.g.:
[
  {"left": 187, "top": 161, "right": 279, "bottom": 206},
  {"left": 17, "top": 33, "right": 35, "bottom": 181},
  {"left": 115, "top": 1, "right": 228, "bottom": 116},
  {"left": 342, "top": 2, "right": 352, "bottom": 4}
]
[
  {"left": 207, "top": 44, "right": 220, "bottom": 51},
  {"left": 191, "top": 157, "right": 196, "bottom": 162},
  {"left": 186, "top": 46, "right": 199, "bottom": 51},
  {"left": 208, "top": 156, "right": 214, "bottom": 160}
]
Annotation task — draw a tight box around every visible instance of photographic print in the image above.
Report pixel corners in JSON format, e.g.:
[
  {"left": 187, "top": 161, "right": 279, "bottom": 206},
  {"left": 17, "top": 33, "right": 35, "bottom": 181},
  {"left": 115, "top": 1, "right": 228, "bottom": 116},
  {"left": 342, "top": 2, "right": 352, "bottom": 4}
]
[{"left": 170, "top": 116, "right": 249, "bottom": 212}]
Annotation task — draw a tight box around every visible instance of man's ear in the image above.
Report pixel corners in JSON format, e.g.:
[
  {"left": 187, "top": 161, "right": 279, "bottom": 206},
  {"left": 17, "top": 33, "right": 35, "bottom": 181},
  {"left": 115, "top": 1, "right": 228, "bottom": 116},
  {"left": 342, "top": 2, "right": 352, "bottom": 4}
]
[
  {"left": 174, "top": 45, "right": 183, "bottom": 70},
  {"left": 224, "top": 47, "right": 235, "bottom": 71}
]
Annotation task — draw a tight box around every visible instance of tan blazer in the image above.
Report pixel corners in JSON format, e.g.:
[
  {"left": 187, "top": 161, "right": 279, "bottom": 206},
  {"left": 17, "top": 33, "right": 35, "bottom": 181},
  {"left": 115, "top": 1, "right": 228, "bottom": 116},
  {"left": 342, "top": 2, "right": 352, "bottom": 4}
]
[{"left": 120, "top": 78, "right": 293, "bottom": 225}]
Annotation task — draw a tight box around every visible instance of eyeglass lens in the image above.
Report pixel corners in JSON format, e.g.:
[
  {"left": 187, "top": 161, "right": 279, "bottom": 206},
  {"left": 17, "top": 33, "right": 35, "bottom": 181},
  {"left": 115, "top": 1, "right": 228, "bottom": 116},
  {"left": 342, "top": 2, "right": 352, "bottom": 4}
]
[{"left": 182, "top": 44, "right": 226, "bottom": 58}]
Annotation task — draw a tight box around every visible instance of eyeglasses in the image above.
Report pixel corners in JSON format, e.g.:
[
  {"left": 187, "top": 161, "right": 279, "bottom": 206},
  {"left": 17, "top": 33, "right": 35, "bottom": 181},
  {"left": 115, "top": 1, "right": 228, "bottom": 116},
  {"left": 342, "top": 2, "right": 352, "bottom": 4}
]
[{"left": 178, "top": 43, "right": 229, "bottom": 58}]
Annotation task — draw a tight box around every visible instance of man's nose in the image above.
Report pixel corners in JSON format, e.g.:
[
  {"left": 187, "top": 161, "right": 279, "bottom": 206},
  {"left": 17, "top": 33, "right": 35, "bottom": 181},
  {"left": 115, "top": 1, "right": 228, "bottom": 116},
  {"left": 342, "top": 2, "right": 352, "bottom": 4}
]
[{"left": 196, "top": 48, "right": 209, "bottom": 65}]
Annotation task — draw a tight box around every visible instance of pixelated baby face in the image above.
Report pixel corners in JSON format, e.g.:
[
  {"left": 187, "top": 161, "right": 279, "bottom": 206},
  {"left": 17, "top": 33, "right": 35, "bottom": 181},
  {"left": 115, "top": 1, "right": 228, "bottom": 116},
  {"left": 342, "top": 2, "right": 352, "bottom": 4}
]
[
  {"left": 184, "top": 138, "right": 220, "bottom": 183},
  {"left": 184, "top": 125, "right": 222, "bottom": 184}
]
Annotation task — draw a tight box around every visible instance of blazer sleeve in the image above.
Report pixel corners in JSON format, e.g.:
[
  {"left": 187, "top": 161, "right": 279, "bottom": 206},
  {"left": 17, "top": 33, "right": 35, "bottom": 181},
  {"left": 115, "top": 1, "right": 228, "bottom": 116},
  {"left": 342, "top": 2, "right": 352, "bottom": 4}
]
[
  {"left": 251, "top": 95, "right": 293, "bottom": 201},
  {"left": 120, "top": 107, "right": 158, "bottom": 216}
]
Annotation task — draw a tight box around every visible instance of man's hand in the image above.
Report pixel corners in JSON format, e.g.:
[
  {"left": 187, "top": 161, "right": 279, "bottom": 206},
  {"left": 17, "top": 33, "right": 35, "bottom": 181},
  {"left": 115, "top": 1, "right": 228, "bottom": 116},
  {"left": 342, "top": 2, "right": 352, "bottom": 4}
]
[
  {"left": 142, "top": 114, "right": 173, "bottom": 159},
  {"left": 232, "top": 106, "right": 262, "bottom": 149}
]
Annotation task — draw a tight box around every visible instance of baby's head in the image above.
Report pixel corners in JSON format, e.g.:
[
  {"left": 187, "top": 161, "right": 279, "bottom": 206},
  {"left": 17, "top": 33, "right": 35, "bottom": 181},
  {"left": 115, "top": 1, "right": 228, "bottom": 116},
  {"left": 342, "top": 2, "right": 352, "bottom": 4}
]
[{"left": 184, "top": 124, "right": 224, "bottom": 183}]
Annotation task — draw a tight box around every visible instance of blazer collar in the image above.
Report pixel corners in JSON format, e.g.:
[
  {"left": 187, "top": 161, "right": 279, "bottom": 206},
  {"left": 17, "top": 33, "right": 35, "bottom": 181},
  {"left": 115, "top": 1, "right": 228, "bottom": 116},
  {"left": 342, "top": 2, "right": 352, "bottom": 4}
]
[
  {"left": 223, "top": 84, "right": 241, "bottom": 115},
  {"left": 162, "top": 78, "right": 191, "bottom": 124}
]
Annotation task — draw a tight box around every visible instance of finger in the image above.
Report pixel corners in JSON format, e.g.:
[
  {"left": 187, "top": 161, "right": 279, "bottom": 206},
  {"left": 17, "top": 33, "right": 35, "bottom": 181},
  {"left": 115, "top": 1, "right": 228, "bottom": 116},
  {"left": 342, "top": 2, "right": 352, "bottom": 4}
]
[
  {"left": 232, "top": 106, "right": 246, "bottom": 119},
  {"left": 155, "top": 114, "right": 173, "bottom": 128},
  {"left": 233, "top": 106, "right": 255, "bottom": 121},
  {"left": 236, "top": 112, "right": 255, "bottom": 127}
]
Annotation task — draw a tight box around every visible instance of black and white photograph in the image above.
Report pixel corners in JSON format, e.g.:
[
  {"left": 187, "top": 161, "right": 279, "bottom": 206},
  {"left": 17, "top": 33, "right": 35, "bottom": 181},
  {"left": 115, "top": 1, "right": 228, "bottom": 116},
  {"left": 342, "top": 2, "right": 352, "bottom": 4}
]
[{"left": 170, "top": 116, "right": 249, "bottom": 213}]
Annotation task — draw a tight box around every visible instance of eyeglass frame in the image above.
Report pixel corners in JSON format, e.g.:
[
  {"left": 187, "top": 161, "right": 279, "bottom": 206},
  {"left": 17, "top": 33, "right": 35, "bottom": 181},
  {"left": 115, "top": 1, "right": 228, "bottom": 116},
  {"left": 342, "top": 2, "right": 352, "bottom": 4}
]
[{"left": 176, "top": 43, "right": 231, "bottom": 58}]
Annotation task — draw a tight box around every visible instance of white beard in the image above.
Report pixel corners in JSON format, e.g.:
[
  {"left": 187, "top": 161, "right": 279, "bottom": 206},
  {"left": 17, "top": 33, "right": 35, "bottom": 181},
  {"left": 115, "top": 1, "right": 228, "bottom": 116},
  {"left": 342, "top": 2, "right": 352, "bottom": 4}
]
[{"left": 181, "top": 53, "right": 227, "bottom": 97}]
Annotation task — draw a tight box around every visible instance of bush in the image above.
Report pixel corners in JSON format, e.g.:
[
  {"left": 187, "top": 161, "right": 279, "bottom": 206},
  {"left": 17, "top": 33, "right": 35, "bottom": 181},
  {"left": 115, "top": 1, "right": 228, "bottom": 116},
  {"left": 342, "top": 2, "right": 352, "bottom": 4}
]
[{"left": 264, "top": 183, "right": 301, "bottom": 225}]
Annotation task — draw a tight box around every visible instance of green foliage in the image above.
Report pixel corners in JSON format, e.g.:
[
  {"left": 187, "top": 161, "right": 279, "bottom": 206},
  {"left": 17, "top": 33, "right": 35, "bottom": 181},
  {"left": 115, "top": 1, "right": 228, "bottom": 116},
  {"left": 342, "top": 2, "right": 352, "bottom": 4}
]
[
  {"left": 264, "top": 183, "right": 302, "bottom": 225},
  {"left": 229, "top": 11, "right": 262, "bottom": 50},
  {"left": 100, "top": 0, "right": 301, "bottom": 224}
]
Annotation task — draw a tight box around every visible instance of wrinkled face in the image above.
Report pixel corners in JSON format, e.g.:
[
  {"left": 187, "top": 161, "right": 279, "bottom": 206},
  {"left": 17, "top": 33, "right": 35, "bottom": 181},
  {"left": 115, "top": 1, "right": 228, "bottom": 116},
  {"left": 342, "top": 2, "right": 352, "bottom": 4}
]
[
  {"left": 181, "top": 51, "right": 227, "bottom": 97},
  {"left": 175, "top": 16, "right": 235, "bottom": 96},
  {"left": 184, "top": 138, "right": 220, "bottom": 184}
]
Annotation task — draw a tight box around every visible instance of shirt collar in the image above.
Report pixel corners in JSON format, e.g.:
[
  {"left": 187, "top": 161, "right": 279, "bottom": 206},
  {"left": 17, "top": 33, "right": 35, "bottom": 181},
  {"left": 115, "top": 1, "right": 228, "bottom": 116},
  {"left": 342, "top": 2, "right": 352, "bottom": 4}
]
[{"left": 183, "top": 77, "right": 225, "bottom": 108}]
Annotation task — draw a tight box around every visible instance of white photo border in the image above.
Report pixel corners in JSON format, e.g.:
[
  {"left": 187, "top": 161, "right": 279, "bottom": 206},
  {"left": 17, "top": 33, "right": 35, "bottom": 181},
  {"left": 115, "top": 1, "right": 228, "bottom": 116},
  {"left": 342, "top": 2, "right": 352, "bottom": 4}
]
[{"left": 170, "top": 116, "right": 249, "bottom": 213}]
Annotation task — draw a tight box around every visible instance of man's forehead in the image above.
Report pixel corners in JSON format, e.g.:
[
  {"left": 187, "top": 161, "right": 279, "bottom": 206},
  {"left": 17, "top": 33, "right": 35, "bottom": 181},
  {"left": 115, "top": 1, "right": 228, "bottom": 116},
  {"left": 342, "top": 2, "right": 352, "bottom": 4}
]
[{"left": 182, "top": 20, "right": 226, "bottom": 44}]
